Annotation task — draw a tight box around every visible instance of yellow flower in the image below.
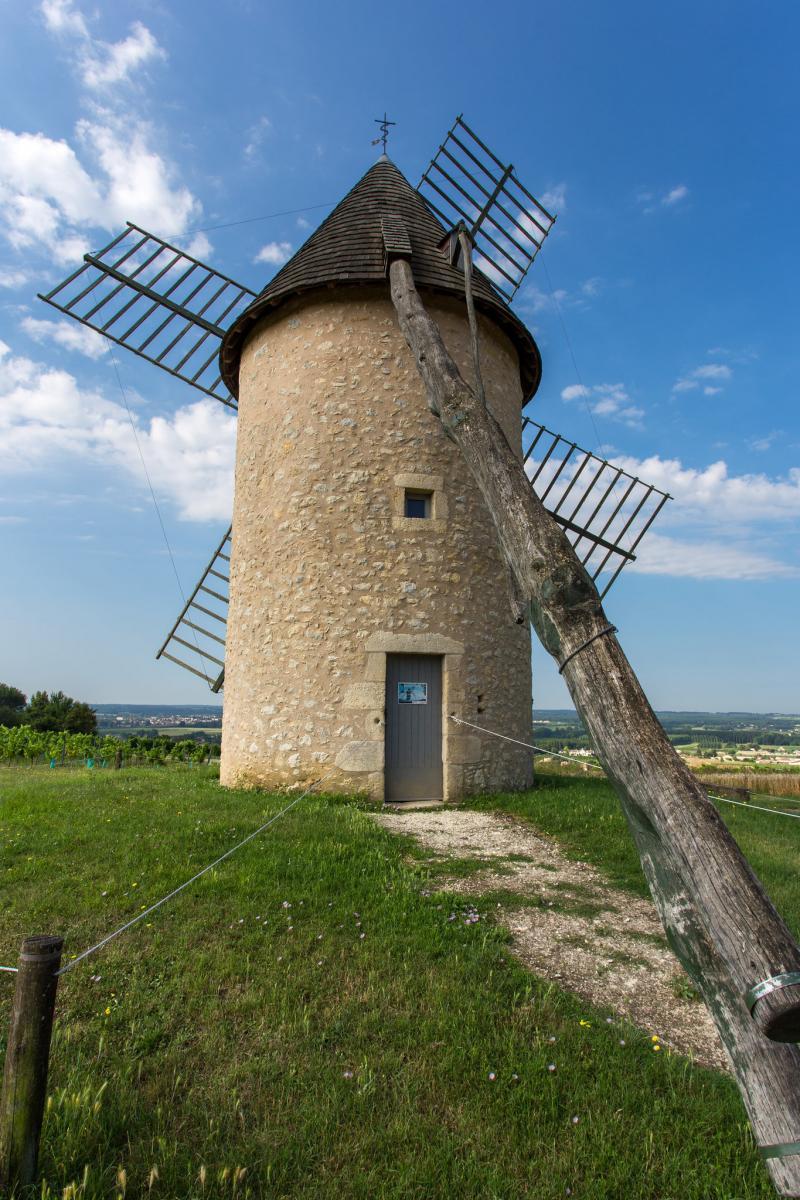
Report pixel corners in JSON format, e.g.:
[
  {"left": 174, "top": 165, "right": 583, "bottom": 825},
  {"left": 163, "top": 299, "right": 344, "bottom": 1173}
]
[
  {"left": 652, "top": 1044, "right": 661, "bottom": 1052},
  {"left": 579, "top": 1019, "right": 591, "bottom": 1028},
  {"left": 651, "top": 1035, "right": 660, "bottom": 1042},
  {"left": 104, "top": 1007, "right": 111, "bottom": 1016}
]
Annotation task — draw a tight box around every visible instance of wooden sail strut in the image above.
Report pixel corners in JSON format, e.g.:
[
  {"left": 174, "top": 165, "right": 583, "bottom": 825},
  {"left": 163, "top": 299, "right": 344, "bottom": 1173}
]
[{"left": 388, "top": 247, "right": 800, "bottom": 1197}]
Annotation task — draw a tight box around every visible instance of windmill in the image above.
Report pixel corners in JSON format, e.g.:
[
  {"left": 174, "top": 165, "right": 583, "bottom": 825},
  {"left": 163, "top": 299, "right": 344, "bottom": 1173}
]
[{"left": 39, "top": 114, "right": 670, "bottom": 801}]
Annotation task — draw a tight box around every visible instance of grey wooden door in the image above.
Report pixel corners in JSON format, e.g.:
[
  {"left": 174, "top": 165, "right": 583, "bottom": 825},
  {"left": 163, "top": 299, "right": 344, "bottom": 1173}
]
[{"left": 385, "top": 654, "right": 443, "bottom": 802}]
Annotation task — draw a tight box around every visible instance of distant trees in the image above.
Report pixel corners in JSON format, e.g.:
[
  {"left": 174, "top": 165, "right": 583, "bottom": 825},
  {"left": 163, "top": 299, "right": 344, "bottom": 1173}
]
[
  {"left": 0, "top": 683, "right": 26, "bottom": 727},
  {"left": 2, "top": 685, "right": 97, "bottom": 734}
]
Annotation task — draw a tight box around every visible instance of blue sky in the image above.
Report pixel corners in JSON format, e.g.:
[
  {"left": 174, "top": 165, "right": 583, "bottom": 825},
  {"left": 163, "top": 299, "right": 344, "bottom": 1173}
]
[{"left": 0, "top": 0, "right": 798, "bottom": 711}]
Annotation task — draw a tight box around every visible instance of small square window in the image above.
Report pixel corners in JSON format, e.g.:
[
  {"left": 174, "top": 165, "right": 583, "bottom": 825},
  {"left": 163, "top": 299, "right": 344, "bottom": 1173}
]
[{"left": 404, "top": 489, "right": 432, "bottom": 518}]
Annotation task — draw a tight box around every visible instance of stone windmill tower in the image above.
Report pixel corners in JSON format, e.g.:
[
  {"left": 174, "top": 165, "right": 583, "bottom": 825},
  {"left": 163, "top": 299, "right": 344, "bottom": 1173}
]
[{"left": 40, "top": 116, "right": 669, "bottom": 803}]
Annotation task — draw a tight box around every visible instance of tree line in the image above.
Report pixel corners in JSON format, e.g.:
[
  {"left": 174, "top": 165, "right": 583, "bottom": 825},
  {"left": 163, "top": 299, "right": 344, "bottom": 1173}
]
[{"left": 0, "top": 683, "right": 96, "bottom": 733}]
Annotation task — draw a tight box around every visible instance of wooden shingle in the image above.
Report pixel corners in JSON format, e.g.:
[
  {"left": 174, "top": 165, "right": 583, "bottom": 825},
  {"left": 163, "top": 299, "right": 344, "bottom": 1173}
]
[{"left": 219, "top": 158, "right": 541, "bottom": 401}]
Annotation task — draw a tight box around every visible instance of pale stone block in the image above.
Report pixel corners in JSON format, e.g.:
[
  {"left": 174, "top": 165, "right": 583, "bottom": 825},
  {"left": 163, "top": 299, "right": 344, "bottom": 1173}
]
[
  {"left": 364, "top": 632, "right": 464, "bottom": 655},
  {"left": 335, "top": 741, "right": 384, "bottom": 773},
  {"left": 343, "top": 681, "right": 384, "bottom": 709},
  {"left": 447, "top": 735, "right": 482, "bottom": 765},
  {"left": 363, "top": 652, "right": 387, "bottom": 682}
]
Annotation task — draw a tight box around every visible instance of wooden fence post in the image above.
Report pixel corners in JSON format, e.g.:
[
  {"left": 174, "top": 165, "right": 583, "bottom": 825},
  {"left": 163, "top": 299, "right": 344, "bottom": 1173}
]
[{"left": 0, "top": 935, "right": 63, "bottom": 1192}]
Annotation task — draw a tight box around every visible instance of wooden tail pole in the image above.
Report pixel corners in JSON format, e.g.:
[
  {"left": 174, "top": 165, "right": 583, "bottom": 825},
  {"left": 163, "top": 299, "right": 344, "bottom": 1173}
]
[
  {"left": 0, "top": 935, "right": 63, "bottom": 1192},
  {"left": 387, "top": 254, "right": 800, "bottom": 1196}
]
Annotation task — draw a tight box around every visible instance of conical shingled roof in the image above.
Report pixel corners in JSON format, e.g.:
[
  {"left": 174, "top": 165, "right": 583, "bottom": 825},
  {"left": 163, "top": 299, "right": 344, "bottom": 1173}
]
[{"left": 219, "top": 157, "right": 541, "bottom": 402}]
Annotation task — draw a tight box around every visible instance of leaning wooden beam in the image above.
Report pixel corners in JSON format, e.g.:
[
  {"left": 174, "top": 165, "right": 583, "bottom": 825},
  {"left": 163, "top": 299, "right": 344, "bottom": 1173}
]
[{"left": 388, "top": 253, "right": 800, "bottom": 1197}]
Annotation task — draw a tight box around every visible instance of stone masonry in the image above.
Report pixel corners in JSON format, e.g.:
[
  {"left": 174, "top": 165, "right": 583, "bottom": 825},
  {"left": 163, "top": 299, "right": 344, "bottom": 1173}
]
[{"left": 220, "top": 285, "right": 533, "bottom": 800}]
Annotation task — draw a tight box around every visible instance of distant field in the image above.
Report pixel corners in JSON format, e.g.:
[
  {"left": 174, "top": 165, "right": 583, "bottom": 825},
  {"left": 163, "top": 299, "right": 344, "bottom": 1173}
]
[
  {"left": 0, "top": 768, "right": 786, "bottom": 1198},
  {"left": 97, "top": 726, "right": 222, "bottom": 738}
]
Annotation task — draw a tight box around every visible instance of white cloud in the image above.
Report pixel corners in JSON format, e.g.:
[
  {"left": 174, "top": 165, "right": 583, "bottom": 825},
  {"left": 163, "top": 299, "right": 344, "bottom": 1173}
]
[
  {"left": 540, "top": 184, "right": 566, "bottom": 214},
  {"left": 662, "top": 185, "right": 689, "bottom": 207},
  {"left": 41, "top": 0, "right": 88, "bottom": 37},
  {"left": 21, "top": 316, "right": 108, "bottom": 359},
  {"left": 243, "top": 116, "right": 272, "bottom": 162},
  {"left": 254, "top": 241, "right": 292, "bottom": 266},
  {"left": 637, "top": 184, "right": 690, "bottom": 214},
  {"left": 183, "top": 231, "right": 212, "bottom": 261},
  {"left": 0, "top": 5, "right": 198, "bottom": 270},
  {"left": 80, "top": 22, "right": 166, "bottom": 90},
  {"left": 518, "top": 277, "right": 603, "bottom": 316},
  {"left": 0, "top": 349, "right": 235, "bottom": 521},
  {"left": 0, "top": 268, "right": 29, "bottom": 289},
  {"left": 561, "top": 381, "right": 644, "bottom": 428},
  {"left": 41, "top": 1, "right": 166, "bottom": 90},
  {"left": 296, "top": 216, "right": 310, "bottom": 230},
  {"left": 750, "top": 431, "right": 781, "bottom": 453},
  {"left": 629, "top": 533, "right": 797, "bottom": 580},
  {"left": 673, "top": 362, "right": 732, "bottom": 394},
  {"left": 527, "top": 445, "right": 800, "bottom": 580},
  {"left": 561, "top": 384, "right": 590, "bottom": 402},
  {"left": 0, "top": 119, "right": 202, "bottom": 265},
  {"left": 607, "top": 454, "right": 800, "bottom": 525}
]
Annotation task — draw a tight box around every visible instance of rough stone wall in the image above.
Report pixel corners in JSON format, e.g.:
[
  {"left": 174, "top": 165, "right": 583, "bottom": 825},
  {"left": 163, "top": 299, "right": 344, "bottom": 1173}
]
[{"left": 220, "top": 286, "right": 533, "bottom": 799}]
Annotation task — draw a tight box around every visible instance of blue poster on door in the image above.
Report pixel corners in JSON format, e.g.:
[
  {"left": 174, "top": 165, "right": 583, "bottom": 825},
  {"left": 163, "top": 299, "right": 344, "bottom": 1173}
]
[{"left": 398, "top": 682, "right": 428, "bottom": 704}]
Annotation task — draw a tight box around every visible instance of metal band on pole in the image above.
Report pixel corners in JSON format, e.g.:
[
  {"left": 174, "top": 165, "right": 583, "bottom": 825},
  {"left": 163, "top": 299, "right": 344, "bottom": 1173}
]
[
  {"left": 759, "top": 1141, "right": 800, "bottom": 1160},
  {"left": 746, "top": 972, "right": 800, "bottom": 1013},
  {"left": 558, "top": 626, "right": 617, "bottom": 674}
]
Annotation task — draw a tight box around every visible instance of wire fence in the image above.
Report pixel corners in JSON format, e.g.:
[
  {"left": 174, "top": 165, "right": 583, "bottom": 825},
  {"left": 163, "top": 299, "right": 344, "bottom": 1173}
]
[
  {"left": 0, "top": 772, "right": 334, "bottom": 979},
  {"left": 449, "top": 716, "right": 800, "bottom": 823}
]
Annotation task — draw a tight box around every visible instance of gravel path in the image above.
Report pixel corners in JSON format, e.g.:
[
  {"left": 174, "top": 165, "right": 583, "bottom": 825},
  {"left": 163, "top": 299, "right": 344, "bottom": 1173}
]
[{"left": 373, "top": 808, "right": 728, "bottom": 1072}]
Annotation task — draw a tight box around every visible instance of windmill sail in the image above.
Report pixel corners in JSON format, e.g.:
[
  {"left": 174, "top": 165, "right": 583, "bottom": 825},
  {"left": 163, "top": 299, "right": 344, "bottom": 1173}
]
[
  {"left": 418, "top": 115, "right": 556, "bottom": 301},
  {"left": 156, "top": 527, "right": 231, "bottom": 692},
  {"left": 39, "top": 225, "right": 256, "bottom": 409},
  {"left": 523, "top": 418, "right": 670, "bottom": 597}
]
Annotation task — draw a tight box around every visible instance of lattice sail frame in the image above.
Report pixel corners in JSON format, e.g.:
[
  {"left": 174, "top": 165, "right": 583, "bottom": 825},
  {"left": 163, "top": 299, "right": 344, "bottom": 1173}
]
[
  {"left": 418, "top": 114, "right": 556, "bottom": 301},
  {"left": 156, "top": 527, "right": 231, "bottom": 692},
  {"left": 39, "top": 224, "right": 256, "bottom": 410},
  {"left": 523, "top": 419, "right": 671, "bottom": 598}
]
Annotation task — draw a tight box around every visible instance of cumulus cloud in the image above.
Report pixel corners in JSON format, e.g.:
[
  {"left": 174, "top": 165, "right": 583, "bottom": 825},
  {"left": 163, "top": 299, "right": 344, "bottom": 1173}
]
[
  {"left": 607, "top": 453, "right": 800, "bottom": 526},
  {"left": 80, "top": 22, "right": 166, "bottom": 89},
  {"left": 637, "top": 184, "right": 690, "bottom": 214},
  {"left": 0, "top": 119, "right": 201, "bottom": 265},
  {"left": 41, "top": 0, "right": 88, "bottom": 38},
  {"left": 540, "top": 183, "right": 567, "bottom": 214},
  {"left": 525, "top": 439, "right": 800, "bottom": 580},
  {"left": 0, "top": 268, "right": 29, "bottom": 289},
  {"left": 254, "top": 241, "right": 293, "bottom": 266},
  {"left": 661, "top": 185, "right": 689, "bottom": 207},
  {"left": 0, "top": 4, "right": 200, "bottom": 270},
  {"left": 628, "top": 533, "right": 797, "bottom": 580},
  {"left": 0, "top": 348, "right": 235, "bottom": 521},
  {"left": 41, "top": 0, "right": 166, "bottom": 90},
  {"left": 21, "top": 316, "right": 108, "bottom": 359},
  {"left": 673, "top": 362, "right": 732, "bottom": 394},
  {"left": 561, "top": 381, "right": 644, "bottom": 428}
]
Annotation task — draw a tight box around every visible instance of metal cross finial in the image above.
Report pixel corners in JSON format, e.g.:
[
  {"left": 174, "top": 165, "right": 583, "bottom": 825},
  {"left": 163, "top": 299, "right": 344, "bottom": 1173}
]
[{"left": 372, "top": 112, "right": 396, "bottom": 154}]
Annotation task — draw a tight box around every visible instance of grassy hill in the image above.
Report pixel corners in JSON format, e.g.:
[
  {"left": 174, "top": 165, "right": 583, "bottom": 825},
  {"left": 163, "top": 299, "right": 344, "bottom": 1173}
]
[{"left": 1, "top": 767, "right": 792, "bottom": 1199}]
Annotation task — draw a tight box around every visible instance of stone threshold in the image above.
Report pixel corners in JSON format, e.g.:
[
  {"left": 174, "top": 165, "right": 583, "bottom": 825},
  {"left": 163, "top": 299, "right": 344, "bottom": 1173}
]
[{"left": 382, "top": 800, "right": 447, "bottom": 811}]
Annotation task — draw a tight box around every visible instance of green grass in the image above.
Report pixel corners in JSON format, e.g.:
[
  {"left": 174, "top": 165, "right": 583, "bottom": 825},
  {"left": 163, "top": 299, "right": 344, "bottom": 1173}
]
[
  {"left": 0, "top": 768, "right": 781, "bottom": 1199},
  {"left": 465, "top": 769, "right": 800, "bottom": 940}
]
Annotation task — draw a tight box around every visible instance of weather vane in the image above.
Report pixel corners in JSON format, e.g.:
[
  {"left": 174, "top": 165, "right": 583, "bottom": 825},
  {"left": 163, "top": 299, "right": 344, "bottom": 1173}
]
[{"left": 372, "top": 112, "right": 396, "bottom": 154}]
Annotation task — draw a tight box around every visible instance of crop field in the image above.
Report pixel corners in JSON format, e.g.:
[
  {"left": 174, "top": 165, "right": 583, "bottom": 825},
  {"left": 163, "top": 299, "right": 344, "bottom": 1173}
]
[{"left": 1, "top": 767, "right": 796, "bottom": 1198}]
